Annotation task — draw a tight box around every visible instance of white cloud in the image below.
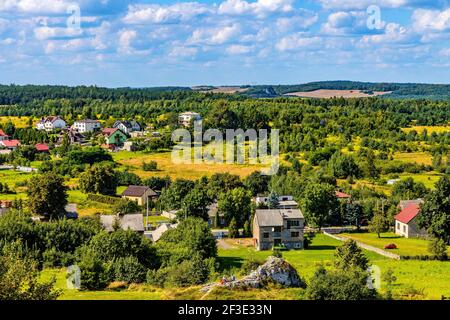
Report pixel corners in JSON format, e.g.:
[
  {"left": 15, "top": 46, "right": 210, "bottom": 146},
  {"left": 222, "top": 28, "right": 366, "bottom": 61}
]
[
  {"left": 118, "top": 29, "right": 137, "bottom": 54},
  {"left": 321, "top": 11, "right": 384, "bottom": 35},
  {"left": 123, "top": 3, "right": 210, "bottom": 24},
  {"left": 169, "top": 46, "right": 198, "bottom": 58},
  {"left": 315, "top": 0, "right": 426, "bottom": 10},
  {"left": 361, "top": 23, "right": 412, "bottom": 44},
  {"left": 188, "top": 24, "right": 240, "bottom": 45},
  {"left": 218, "top": 0, "right": 293, "bottom": 17},
  {"left": 0, "top": 0, "right": 73, "bottom": 14},
  {"left": 226, "top": 44, "right": 253, "bottom": 54},
  {"left": 276, "top": 11, "right": 318, "bottom": 32},
  {"left": 34, "top": 26, "right": 83, "bottom": 40},
  {"left": 276, "top": 33, "right": 322, "bottom": 51},
  {"left": 412, "top": 8, "right": 450, "bottom": 32},
  {"left": 439, "top": 48, "right": 450, "bottom": 56}
]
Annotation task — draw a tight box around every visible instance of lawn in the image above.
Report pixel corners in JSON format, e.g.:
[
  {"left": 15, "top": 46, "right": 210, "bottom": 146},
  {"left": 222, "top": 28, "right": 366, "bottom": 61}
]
[
  {"left": 396, "top": 172, "right": 443, "bottom": 189},
  {"left": 339, "top": 232, "right": 450, "bottom": 257},
  {"left": 40, "top": 233, "right": 450, "bottom": 300}
]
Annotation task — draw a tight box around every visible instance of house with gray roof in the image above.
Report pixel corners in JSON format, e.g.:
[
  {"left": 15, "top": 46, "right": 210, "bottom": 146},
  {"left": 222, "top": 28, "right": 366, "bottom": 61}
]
[
  {"left": 100, "top": 213, "right": 145, "bottom": 234},
  {"left": 253, "top": 208, "right": 304, "bottom": 251}
]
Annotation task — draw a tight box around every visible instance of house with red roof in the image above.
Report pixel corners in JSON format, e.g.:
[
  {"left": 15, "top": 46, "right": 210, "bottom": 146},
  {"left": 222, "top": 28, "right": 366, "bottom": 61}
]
[
  {"left": 35, "top": 143, "right": 50, "bottom": 153},
  {"left": 394, "top": 200, "right": 427, "bottom": 238},
  {"left": 336, "top": 191, "right": 351, "bottom": 199},
  {"left": 0, "top": 129, "right": 9, "bottom": 141},
  {"left": 0, "top": 139, "right": 21, "bottom": 150},
  {"left": 102, "top": 128, "right": 127, "bottom": 147}
]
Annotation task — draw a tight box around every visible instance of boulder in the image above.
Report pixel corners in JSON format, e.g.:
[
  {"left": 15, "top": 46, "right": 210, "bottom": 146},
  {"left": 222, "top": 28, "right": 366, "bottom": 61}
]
[{"left": 202, "top": 256, "right": 306, "bottom": 292}]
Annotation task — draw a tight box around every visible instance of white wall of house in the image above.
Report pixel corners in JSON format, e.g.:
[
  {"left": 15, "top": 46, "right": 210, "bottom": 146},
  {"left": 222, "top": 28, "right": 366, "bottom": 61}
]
[
  {"left": 37, "top": 118, "right": 66, "bottom": 131},
  {"left": 395, "top": 218, "right": 428, "bottom": 239},
  {"left": 73, "top": 121, "right": 101, "bottom": 133}
]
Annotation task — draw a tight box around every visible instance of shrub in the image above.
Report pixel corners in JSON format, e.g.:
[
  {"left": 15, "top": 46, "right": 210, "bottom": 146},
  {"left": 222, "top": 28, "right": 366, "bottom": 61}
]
[
  {"left": 142, "top": 161, "right": 158, "bottom": 171},
  {"left": 240, "top": 257, "right": 263, "bottom": 275},
  {"left": 306, "top": 266, "right": 377, "bottom": 300},
  {"left": 428, "top": 238, "right": 448, "bottom": 261},
  {"left": 106, "top": 256, "right": 146, "bottom": 284}
]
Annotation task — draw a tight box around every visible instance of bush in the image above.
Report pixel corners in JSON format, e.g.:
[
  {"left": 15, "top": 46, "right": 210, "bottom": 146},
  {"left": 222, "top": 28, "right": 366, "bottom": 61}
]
[
  {"left": 142, "top": 161, "right": 158, "bottom": 171},
  {"left": 306, "top": 266, "right": 377, "bottom": 300},
  {"left": 428, "top": 238, "right": 448, "bottom": 261},
  {"left": 77, "top": 249, "right": 108, "bottom": 291},
  {"left": 106, "top": 256, "right": 146, "bottom": 284},
  {"left": 240, "top": 257, "right": 263, "bottom": 275}
]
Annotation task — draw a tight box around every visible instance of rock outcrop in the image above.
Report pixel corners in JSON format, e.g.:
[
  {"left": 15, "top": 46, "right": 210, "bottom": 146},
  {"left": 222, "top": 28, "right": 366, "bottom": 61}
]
[{"left": 201, "top": 256, "right": 306, "bottom": 292}]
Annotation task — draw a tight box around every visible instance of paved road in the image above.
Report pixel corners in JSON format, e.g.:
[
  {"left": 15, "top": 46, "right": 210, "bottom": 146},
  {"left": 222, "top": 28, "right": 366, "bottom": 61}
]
[{"left": 324, "top": 232, "right": 401, "bottom": 260}]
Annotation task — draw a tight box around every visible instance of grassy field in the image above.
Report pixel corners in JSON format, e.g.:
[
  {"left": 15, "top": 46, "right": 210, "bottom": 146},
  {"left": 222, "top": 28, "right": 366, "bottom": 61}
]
[
  {"left": 113, "top": 151, "right": 268, "bottom": 180},
  {"left": 340, "top": 232, "right": 450, "bottom": 257},
  {"left": 0, "top": 116, "right": 33, "bottom": 128},
  {"left": 394, "top": 152, "right": 433, "bottom": 166},
  {"left": 40, "top": 234, "right": 450, "bottom": 300}
]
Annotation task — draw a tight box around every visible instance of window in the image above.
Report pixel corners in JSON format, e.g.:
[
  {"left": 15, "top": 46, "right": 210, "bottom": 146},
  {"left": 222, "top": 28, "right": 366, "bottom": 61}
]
[
  {"left": 288, "top": 220, "right": 300, "bottom": 228},
  {"left": 273, "top": 226, "right": 282, "bottom": 232},
  {"left": 397, "top": 222, "right": 400, "bottom": 230},
  {"left": 403, "top": 225, "right": 406, "bottom": 233},
  {"left": 263, "top": 232, "right": 270, "bottom": 239},
  {"left": 291, "top": 232, "right": 300, "bottom": 238}
]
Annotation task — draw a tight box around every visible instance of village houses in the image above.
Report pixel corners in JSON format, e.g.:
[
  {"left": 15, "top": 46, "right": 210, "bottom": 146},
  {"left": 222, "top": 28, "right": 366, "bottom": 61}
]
[
  {"left": 36, "top": 116, "right": 66, "bottom": 131},
  {"left": 72, "top": 119, "right": 101, "bottom": 133},
  {"left": 179, "top": 112, "right": 202, "bottom": 127},
  {"left": 113, "top": 120, "right": 142, "bottom": 135},
  {"left": 102, "top": 128, "right": 128, "bottom": 148},
  {"left": 121, "top": 185, "right": 158, "bottom": 207}
]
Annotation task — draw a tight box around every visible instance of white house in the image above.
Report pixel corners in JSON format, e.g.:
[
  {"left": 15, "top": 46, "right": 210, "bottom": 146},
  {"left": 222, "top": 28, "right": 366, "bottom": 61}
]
[
  {"left": 113, "top": 120, "right": 142, "bottom": 135},
  {"left": 394, "top": 201, "right": 427, "bottom": 238},
  {"left": 36, "top": 116, "right": 66, "bottom": 131},
  {"left": 179, "top": 112, "right": 202, "bottom": 127},
  {"left": 72, "top": 120, "right": 101, "bottom": 133}
]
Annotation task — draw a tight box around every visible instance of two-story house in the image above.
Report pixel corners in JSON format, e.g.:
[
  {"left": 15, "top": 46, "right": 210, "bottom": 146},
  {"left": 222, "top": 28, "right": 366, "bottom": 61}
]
[
  {"left": 36, "top": 116, "right": 66, "bottom": 131},
  {"left": 113, "top": 120, "right": 142, "bottom": 135},
  {"left": 253, "top": 208, "right": 304, "bottom": 251},
  {"left": 72, "top": 120, "right": 101, "bottom": 133},
  {"left": 178, "top": 112, "right": 202, "bottom": 127}
]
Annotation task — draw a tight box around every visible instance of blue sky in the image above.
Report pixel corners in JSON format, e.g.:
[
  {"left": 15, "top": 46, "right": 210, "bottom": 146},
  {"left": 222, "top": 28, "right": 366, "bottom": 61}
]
[{"left": 0, "top": 0, "right": 449, "bottom": 87}]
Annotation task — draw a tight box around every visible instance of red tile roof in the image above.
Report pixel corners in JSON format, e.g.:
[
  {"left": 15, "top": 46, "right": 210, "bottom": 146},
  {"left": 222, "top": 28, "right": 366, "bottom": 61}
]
[
  {"left": 35, "top": 143, "right": 49, "bottom": 152},
  {"left": 395, "top": 203, "right": 420, "bottom": 224},
  {"left": 1, "top": 140, "right": 20, "bottom": 148},
  {"left": 102, "top": 128, "right": 118, "bottom": 136},
  {"left": 336, "top": 191, "right": 351, "bottom": 199},
  {"left": 0, "top": 129, "right": 8, "bottom": 137}
]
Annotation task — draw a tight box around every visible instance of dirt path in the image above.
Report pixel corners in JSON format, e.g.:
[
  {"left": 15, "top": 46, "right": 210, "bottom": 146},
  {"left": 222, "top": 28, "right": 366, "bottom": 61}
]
[{"left": 324, "top": 232, "right": 401, "bottom": 260}]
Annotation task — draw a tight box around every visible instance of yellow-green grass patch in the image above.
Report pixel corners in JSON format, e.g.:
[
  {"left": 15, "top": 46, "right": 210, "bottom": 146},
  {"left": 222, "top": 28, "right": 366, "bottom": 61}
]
[
  {"left": 394, "top": 152, "right": 433, "bottom": 166},
  {"left": 402, "top": 126, "right": 450, "bottom": 134},
  {"left": 340, "top": 232, "right": 450, "bottom": 257}
]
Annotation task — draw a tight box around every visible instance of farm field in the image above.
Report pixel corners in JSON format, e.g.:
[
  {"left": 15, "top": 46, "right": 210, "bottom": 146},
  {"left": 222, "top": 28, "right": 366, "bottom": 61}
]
[
  {"left": 41, "top": 234, "right": 450, "bottom": 300},
  {"left": 340, "top": 232, "right": 450, "bottom": 257},
  {"left": 0, "top": 116, "right": 33, "bottom": 128},
  {"left": 113, "top": 151, "right": 267, "bottom": 180},
  {"left": 393, "top": 152, "right": 433, "bottom": 166},
  {"left": 285, "top": 90, "right": 392, "bottom": 98}
]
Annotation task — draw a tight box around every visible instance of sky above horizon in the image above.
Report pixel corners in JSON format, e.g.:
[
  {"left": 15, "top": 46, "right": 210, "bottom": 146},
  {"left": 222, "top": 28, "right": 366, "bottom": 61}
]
[{"left": 0, "top": 0, "right": 450, "bottom": 87}]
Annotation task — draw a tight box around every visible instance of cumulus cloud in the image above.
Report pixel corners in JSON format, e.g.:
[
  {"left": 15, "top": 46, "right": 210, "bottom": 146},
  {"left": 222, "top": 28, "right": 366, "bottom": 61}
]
[
  {"left": 361, "top": 23, "right": 413, "bottom": 44},
  {"left": 188, "top": 24, "right": 241, "bottom": 45},
  {"left": 218, "top": 0, "right": 294, "bottom": 17},
  {"left": 226, "top": 44, "right": 253, "bottom": 54},
  {"left": 276, "top": 33, "right": 322, "bottom": 51},
  {"left": 0, "top": 0, "right": 73, "bottom": 14},
  {"left": 412, "top": 8, "right": 450, "bottom": 32},
  {"left": 123, "top": 3, "right": 210, "bottom": 24}
]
